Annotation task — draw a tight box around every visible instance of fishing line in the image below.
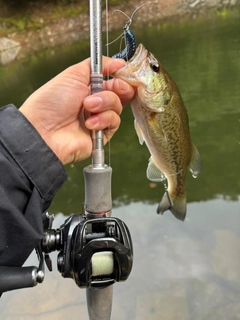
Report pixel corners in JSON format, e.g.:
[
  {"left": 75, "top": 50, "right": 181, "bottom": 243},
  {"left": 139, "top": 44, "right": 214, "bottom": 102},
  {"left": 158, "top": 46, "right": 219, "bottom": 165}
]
[
  {"left": 106, "top": 1, "right": 158, "bottom": 52},
  {"left": 105, "top": 0, "right": 109, "bottom": 59},
  {"left": 105, "top": 0, "right": 111, "bottom": 166},
  {"left": 104, "top": 1, "right": 159, "bottom": 166},
  {"left": 104, "top": 2, "right": 156, "bottom": 166}
]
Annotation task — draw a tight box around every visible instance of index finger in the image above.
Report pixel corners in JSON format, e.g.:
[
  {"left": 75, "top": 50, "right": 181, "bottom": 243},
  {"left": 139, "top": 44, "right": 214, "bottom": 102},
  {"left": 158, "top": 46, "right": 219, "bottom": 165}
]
[
  {"left": 64, "top": 57, "right": 126, "bottom": 87},
  {"left": 102, "top": 56, "right": 126, "bottom": 76}
]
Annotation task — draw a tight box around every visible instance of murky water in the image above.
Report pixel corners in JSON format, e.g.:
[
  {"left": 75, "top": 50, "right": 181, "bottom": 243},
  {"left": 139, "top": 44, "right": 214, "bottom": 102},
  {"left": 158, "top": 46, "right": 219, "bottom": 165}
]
[{"left": 1, "top": 9, "right": 240, "bottom": 320}]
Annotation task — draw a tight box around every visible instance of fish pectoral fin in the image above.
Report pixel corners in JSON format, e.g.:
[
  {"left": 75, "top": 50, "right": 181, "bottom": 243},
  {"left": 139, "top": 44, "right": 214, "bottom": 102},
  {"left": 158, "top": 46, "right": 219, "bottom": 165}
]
[
  {"left": 147, "top": 116, "right": 167, "bottom": 142},
  {"left": 147, "top": 157, "right": 166, "bottom": 182},
  {"left": 189, "top": 142, "right": 201, "bottom": 178},
  {"left": 134, "top": 119, "right": 145, "bottom": 145}
]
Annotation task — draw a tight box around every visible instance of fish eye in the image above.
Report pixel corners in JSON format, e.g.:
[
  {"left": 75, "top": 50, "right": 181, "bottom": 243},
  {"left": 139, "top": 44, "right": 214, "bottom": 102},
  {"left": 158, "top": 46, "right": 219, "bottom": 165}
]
[{"left": 150, "top": 63, "right": 159, "bottom": 73}]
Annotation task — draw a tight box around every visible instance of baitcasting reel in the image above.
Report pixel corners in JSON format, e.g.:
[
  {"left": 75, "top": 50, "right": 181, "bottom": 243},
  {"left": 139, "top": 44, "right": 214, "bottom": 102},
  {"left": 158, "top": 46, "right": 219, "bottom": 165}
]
[
  {"left": 0, "top": 212, "right": 133, "bottom": 294},
  {"left": 42, "top": 212, "right": 133, "bottom": 288}
]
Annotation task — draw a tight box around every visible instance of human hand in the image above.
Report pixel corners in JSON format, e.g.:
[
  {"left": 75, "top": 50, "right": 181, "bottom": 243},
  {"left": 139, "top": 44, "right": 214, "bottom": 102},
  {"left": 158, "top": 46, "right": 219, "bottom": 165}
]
[{"left": 19, "top": 57, "right": 134, "bottom": 165}]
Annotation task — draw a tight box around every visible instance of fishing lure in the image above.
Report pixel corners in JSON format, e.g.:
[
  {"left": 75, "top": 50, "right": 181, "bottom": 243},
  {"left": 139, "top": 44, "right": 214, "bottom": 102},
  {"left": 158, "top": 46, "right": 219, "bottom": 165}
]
[
  {"left": 110, "top": 2, "right": 153, "bottom": 61},
  {"left": 112, "top": 26, "right": 137, "bottom": 61},
  {"left": 110, "top": 1, "right": 157, "bottom": 61}
]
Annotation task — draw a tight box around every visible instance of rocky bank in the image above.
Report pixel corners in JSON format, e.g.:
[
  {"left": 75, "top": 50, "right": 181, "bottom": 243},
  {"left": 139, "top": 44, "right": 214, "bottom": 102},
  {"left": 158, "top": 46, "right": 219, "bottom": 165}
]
[{"left": 0, "top": 0, "right": 239, "bottom": 65}]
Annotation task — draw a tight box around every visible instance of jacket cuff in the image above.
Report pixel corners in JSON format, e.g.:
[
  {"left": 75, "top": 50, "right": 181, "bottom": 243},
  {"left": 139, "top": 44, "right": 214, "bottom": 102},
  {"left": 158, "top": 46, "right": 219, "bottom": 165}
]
[{"left": 0, "top": 104, "right": 68, "bottom": 201}]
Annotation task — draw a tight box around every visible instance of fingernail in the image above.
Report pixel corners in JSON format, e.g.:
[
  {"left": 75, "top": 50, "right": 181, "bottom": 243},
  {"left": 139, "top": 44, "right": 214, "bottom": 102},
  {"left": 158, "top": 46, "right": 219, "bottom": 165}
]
[{"left": 85, "top": 96, "right": 103, "bottom": 109}]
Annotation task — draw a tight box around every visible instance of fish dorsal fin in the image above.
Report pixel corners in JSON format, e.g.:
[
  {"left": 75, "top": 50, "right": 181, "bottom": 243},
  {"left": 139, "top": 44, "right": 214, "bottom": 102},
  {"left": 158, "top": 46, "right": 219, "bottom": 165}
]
[
  {"left": 134, "top": 119, "right": 145, "bottom": 145},
  {"left": 189, "top": 142, "right": 201, "bottom": 178},
  {"left": 147, "top": 157, "right": 166, "bottom": 182}
]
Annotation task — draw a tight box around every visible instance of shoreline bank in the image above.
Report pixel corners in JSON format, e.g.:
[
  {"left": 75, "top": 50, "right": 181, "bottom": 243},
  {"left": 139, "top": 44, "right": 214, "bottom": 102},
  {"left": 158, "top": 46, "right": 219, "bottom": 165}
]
[{"left": 0, "top": 0, "right": 240, "bottom": 65}]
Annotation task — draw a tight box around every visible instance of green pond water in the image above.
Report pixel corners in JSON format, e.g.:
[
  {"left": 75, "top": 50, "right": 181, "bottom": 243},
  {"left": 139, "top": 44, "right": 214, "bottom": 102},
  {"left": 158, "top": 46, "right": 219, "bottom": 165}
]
[{"left": 1, "top": 9, "right": 240, "bottom": 320}]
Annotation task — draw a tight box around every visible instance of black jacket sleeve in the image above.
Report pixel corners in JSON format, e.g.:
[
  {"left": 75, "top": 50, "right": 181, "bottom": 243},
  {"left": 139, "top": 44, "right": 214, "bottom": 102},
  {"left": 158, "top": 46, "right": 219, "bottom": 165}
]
[{"left": 0, "top": 104, "right": 68, "bottom": 267}]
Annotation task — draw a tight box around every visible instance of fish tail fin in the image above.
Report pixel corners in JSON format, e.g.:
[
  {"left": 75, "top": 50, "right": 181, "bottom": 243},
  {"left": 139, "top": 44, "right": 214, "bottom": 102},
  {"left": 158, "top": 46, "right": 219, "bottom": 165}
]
[{"left": 157, "top": 191, "right": 186, "bottom": 221}]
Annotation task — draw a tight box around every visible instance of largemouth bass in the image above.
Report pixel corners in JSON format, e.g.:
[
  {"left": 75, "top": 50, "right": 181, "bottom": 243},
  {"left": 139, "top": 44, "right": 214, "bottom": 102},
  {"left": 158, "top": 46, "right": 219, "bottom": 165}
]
[{"left": 113, "top": 44, "right": 201, "bottom": 221}]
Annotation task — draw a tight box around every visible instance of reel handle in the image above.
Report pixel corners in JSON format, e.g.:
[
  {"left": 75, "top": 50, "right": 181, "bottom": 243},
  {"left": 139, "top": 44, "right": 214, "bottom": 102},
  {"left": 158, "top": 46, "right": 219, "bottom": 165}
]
[{"left": 0, "top": 266, "right": 39, "bottom": 294}]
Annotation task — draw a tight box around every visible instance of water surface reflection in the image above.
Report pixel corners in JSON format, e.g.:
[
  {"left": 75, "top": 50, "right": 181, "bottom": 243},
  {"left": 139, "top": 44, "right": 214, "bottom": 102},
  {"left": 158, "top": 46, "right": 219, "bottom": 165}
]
[{"left": 1, "top": 199, "right": 240, "bottom": 319}]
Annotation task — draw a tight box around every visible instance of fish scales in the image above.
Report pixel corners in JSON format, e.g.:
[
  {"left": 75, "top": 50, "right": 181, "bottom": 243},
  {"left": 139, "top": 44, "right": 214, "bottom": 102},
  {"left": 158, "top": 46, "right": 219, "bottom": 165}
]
[
  {"left": 150, "top": 113, "right": 187, "bottom": 196},
  {"left": 145, "top": 91, "right": 191, "bottom": 195},
  {"left": 113, "top": 44, "right": 201, "bottom": 221}
]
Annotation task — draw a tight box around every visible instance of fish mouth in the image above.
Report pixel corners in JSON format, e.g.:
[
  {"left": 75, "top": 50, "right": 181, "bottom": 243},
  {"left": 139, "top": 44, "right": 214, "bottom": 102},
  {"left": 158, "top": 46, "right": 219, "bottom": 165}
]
[
  {"left": 113, "top": 44, "right": 148, "bottom": 86},
  {"left": 128, "top": 43, "right": 148, "bottom": 67}
]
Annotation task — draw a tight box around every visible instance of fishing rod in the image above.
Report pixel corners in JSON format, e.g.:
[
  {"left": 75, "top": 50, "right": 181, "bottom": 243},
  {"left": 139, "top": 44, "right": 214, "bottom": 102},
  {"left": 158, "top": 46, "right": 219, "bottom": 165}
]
[
  {"left": 84, "top": 0, "right": 114, "bottom": 318},
  {"left": 84, "top": 1, "right": 133, "bottom": 319},
  {"left": 0, "top": 2, "right": 133, "bottom": 320}
]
